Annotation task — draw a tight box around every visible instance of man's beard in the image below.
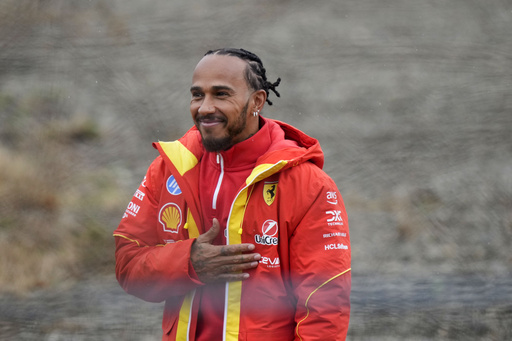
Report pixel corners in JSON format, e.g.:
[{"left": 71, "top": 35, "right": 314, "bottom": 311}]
[{"left": 200, "top": 101, "right": 249, "bottom": 152}]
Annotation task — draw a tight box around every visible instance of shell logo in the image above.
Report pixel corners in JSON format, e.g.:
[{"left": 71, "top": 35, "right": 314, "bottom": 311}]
[{"left": 159, "top": 203, "right": 182, "bottom": 233}]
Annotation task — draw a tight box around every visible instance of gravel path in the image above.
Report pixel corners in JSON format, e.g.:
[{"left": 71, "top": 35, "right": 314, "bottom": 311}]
[{"left": 1, "top": 274, "right": 511, "bottom": 340}]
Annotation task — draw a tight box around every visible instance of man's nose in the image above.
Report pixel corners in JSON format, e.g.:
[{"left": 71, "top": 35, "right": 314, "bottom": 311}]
[{"left": 198, "top": 96, "right": 215, "bottom": 115}]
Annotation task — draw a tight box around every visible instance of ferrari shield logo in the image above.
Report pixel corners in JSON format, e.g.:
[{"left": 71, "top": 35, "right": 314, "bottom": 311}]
[{"left": 263, "top": 182, "right": 278, "bottom": 206}]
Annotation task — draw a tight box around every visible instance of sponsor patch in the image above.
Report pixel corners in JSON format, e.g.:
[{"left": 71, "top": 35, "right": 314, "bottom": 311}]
[
  {"left": 326, "top": 191, "right": 338, "bottom": 205},
  {"left": 323, "top": 232, "right": 347, "bottom": 238},
  {"left": 260, "top": 256, "right": 281, "bottom": 268},
  {"left": 262, "top": 219, "right": 278, "bottom": 236},
  {"left": 159, "top": 203, "right": 182, "bottom": 233},
  {"left": 325, "top": 243, "right": 349, "bottom": 250},
  {"left": 326, "top": 210, "right": 343, "bottom": 226},
  {"left": 134, "top": 189, "right": 145, "bottom": 201},
  {"left": 125, "top": 201, "right": 140, "bottom": 218},
  {"left": 166, "top": 175, "right": 182, "bottom": 195},
  {"left": 263, "top": 181, "right": 278, "bottom": 206},
  {"left": 255, "top": 219, "right": 279, "bottom": 246}
]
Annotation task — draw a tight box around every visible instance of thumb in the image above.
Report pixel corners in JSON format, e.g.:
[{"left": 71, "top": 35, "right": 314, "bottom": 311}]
[{"left": 196, "top": 218, "right": 220, "bottom": 245}]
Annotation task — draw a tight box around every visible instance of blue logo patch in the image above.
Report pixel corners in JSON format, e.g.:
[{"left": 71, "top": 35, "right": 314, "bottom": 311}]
[{"left": 166, "top": 175, "right": 182, "bottom": 195}]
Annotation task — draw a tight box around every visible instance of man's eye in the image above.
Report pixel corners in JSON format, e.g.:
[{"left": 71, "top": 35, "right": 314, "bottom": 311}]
[
  {"left": 191, "top": 92, "right": 203, "bottom": 98},
  {"left": 216, "top": 92, "right": 229, "bottom": 97}
]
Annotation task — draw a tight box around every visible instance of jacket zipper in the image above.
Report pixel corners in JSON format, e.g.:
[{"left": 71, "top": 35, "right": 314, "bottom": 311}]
[
  {"left": 212, "top": 153, "right": 224, "bottom": 210},
  {"left": 222, "top": 162, "right": 281, "bottom": 340}
]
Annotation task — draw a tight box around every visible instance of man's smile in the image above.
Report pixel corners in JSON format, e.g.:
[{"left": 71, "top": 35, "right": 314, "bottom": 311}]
[{"left": 197, "top": 115, "right": 226, "bottom": 128}]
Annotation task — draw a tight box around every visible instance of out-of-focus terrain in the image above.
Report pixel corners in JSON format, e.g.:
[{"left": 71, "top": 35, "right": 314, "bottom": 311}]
[{"left": 0, "top": 0, "right": 511, "bottom": 339}]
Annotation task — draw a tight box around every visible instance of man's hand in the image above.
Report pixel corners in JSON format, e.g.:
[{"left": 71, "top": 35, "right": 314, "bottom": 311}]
[{"left": 191, "top": 218, "right": 260, "bottom": 284}]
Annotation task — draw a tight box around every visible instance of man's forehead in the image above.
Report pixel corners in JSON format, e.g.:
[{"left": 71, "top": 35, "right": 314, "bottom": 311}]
[
  {"left": 193, "top": 55, "right": 247, "bottom": 78},
  {"left": 190, "top": 84, "right": 234, "bottom": 92}
]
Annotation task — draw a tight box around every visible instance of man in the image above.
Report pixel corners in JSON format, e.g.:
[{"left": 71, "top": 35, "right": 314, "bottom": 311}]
[{"left": 114, "top": 48, "right": 351, "bottom": 340}]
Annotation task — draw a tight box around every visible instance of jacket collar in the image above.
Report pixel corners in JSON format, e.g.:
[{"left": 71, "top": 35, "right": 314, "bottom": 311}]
[{"left": 155, "top": 116, "right": 324, "bottom": 174}]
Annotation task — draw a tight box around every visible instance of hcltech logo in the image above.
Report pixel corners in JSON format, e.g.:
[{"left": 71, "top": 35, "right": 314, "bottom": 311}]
[{"left": 255, "top": 220, "right": 279, "bottom": 246}]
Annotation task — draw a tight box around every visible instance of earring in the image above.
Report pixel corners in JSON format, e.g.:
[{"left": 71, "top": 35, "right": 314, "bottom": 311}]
[{"left": 253, "top": 110, "right": 259, "bottom": 117}]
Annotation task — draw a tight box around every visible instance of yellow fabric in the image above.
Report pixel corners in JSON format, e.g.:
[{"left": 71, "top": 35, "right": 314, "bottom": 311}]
[
  {"left": 185, "top": 208, "right": 199, "bottom": 238},
  {"left": 176, "top": 291, "right": 195, "bottom": 341},
  {"left": 159, "top": 141, "right": 199, "bottom": 176},
  {"left": 112, "top": 233, "right": 141, "bottom": 247},
  {"left": 245, "top": 161, "right": 288, "bottom": 185},
  {"left": 223, "top": 186, "right": 249, "bottom": 339}
]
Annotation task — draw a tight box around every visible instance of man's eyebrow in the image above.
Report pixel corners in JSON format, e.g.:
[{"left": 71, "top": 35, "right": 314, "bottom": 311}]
[
  {"left": 211, "top": 85, "right": 234, "bottom": 92},
  {"left": 189, "top": 85, "right": 235, "bottom": 92}
]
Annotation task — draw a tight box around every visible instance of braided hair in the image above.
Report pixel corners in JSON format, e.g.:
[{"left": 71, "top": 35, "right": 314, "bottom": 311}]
[{"left": 204, "top": 48, "right": 281, "bottom": 105}]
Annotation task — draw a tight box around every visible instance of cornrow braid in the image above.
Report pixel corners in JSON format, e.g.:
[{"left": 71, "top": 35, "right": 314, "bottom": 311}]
[{"left": 204, "top": 48, "right": 281, "bottom": 105}]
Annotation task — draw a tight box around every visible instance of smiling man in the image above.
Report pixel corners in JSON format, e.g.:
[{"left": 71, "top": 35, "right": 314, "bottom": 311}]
[
  {"left": 114, "top": 48, "right": 351, "bottom": 341},
  {"left": 190, "top": 54, "right": 262, "bottom": 152}
]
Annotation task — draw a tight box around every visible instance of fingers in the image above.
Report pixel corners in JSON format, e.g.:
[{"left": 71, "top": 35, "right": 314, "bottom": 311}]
[
  {"left": 199, "top": 251, "right": 261, "bottom": 270},
  {"left": 196, "top": 218, "right": 220, "bottom": 244},
  {"left": 211, "top": 217, "right": 220, "bottom": 231},
  {"left": 191, "top": 218, "right": 260, "bottom": 284},
  {"left": 200, "top": 257, "right": 260, "bottom": 283},
  {"left": 219, "top": 243, "right": 255, "bottom": 256},
  {"left": 219, "top": 253, "right": 261, "bottom": 265},
  {"left": 191, "top": 245, "right": 261, "bottom": 284},
  {"left": 214, "top": 258, "right": 260, "bottom": 274},
  {"left": 213, "top": 271, "right": 254, "bottom": 282},
  {"left": 196, "top": 218, "right": 255, "bottom": 255}
]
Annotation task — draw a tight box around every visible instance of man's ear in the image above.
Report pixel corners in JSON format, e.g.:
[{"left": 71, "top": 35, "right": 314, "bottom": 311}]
[{"left": 252, "top": 89, "right": 267, "bottom": 112}]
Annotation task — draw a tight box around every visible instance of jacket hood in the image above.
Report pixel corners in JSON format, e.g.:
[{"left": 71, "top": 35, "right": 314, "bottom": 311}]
[{"left": 262, "top": 118, "right": 324, "bottom": 170}]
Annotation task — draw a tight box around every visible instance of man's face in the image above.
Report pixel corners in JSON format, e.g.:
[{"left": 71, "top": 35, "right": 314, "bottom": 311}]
[{"left": 190, "top": 55, "right": 259, "bottom": 152}]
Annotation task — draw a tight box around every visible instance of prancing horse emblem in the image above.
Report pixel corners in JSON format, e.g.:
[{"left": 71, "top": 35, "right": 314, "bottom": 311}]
[{"left": 263, "top": 182, "right": 278, "bottom": 206}]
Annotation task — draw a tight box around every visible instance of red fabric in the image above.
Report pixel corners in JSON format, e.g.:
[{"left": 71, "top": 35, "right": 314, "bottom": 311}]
[{"left": 114, "top": 117, "right": 351, "bottom": 340}]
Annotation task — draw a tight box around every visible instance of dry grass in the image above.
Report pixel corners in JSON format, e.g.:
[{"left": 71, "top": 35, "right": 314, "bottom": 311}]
[
  {"left": 0, "top": 90, "right": 126, "bottom": 294},
  {"left": 0, "top": 146, "right": 72, "bottom": 292},
  {"left": 0, "top": 1, "right": 134, "bottom": 293}
]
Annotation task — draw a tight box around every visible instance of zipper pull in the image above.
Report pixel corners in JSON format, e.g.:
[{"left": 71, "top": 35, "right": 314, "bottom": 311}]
[{"left": 216, "top": 153, "right": 220, "bottom": 164}]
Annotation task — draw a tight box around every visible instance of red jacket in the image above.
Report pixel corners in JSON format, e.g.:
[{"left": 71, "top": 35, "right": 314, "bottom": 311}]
[{"left": 114, "top": 118, "right": 351, "bottom": 340}]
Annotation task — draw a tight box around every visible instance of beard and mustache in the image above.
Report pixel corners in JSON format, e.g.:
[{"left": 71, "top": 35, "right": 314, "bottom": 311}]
[{"left": 196, "top": 101, "right": 250, "bottom": 152}]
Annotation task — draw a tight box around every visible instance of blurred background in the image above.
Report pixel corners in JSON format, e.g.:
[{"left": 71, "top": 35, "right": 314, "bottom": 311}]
[{"left": 0, "top": 0, "right": 511, "bottom": 340}]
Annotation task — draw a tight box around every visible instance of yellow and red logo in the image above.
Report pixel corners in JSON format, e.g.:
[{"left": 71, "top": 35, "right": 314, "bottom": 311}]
[
  {"left": 159, "top": 203, "right": 182, "bottom": 233},
  {"left": 263, "top": 181, "right": 278, "bottom": 206}
]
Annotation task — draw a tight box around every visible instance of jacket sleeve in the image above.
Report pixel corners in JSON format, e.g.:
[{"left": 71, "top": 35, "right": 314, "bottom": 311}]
[
  {"left": 288, "top": 165, "right": 351, "bottom": 340},
  {"left": 113, "top": 157, "right": 202, "bottom": 303}
]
